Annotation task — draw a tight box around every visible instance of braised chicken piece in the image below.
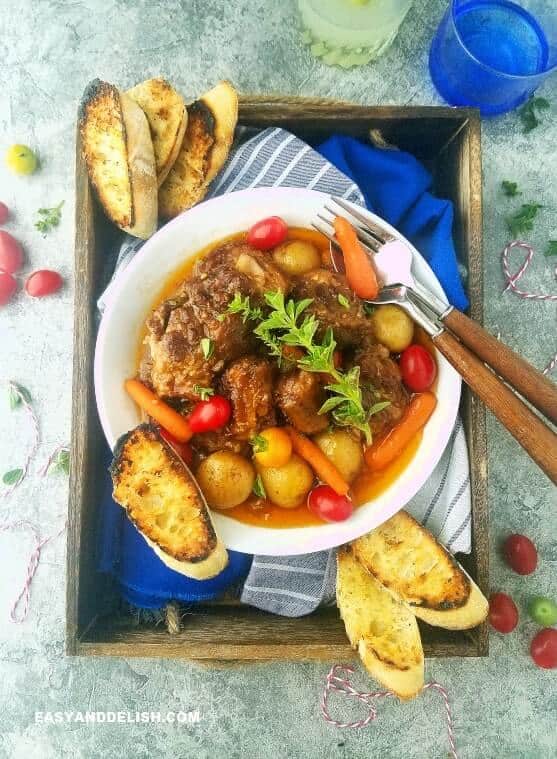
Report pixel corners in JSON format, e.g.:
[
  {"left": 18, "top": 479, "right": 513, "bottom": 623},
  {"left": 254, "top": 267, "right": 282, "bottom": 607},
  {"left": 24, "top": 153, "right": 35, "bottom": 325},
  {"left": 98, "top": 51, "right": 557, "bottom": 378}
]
[
  {"left": 290, "top": 269, "right": 368, "bottom": 347},
  {"left": 354, "top": 341, "right": 409, "bottom": 437},
  {"left": 275, "top": 369, "right": 329, "bottom": 435},
  {"left": 141, "top": 242, "right": 287, "bottom": 399}
]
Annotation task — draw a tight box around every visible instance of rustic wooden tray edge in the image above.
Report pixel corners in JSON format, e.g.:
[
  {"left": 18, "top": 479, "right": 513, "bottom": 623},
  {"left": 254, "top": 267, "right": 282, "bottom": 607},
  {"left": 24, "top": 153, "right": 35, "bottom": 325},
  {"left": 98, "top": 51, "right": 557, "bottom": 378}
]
[{"left": 68, "top": 97, "right": 488, "bottom": 661}]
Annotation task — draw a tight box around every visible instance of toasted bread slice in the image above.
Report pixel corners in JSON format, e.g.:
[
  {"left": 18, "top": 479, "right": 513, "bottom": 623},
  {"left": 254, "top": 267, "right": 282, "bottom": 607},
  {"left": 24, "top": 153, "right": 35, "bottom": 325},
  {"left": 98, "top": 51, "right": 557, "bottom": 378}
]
[
  {"left": 126, "top": 78, "right": 187, "bottom": 186},
  {"left": 110, "top": 424, "right": 228, "bottom": 579},
  {"left": 337, "top": 546, "right": 424, "bottom": 700},
  {"left": 159, "top": 81, "right": 238, "bottom": 218},
  {"left": 351, "top": 511, "right": 488, "bottom": 630},
  {"left": 79, "top": 79, "right": 157, "bottom": 239}
]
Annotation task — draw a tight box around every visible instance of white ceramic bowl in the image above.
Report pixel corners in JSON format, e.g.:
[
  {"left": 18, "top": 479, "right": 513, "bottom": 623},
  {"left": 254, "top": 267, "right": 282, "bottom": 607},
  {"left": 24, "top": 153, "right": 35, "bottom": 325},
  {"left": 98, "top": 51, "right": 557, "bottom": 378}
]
[{"left": 95, "top": 187, "right": 461, "bottom": 556}]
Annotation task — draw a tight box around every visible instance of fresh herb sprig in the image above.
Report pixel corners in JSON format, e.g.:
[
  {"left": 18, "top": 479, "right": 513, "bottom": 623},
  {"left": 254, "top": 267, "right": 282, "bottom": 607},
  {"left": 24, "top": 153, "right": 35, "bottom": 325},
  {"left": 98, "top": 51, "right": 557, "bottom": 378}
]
[
  {"left": 507, "top": 203, "right": 543, "bottom": 238},
  {"left": 501, "top": 180, "right": 521, "bottom": 198},
  {"left": 35, "top": 201, "right": 64, "bottom": 235},
  {"left": 245, "top": 291, "right": 388, "bottom": 443},
  {"left": 518, "top": 96, "right": 550, "bottom": 134},
  {"left": 545, "top": 241, "right": 557, "bottom": 257}
]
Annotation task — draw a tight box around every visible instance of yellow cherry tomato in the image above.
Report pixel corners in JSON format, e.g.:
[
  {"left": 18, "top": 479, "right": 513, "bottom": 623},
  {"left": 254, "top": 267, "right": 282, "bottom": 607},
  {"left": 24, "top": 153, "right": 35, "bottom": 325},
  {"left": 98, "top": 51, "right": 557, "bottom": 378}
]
[
  {"left": 6, "top": 144, "right": 38, "bottom": 175},
  {"left": 252, "top": 427, "right": 292, "bottom": 468}
]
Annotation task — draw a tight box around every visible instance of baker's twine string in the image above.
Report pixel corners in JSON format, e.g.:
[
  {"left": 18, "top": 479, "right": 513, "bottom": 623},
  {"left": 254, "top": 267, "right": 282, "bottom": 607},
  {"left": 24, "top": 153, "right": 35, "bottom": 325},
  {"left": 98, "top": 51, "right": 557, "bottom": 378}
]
[
  {"left": 321, "top": 665, "right": 458, "bottom": 759},
  {"left": 0, "top": 519, "right": 66, "bottom": 623},
  {"left": 38, "top": 443, "right": 69, "bottom": 477},
  {"left": 501, "top": 240, "right": 557, "bottom": 375},
  {"left": 1, "top": 382, "right": 40, "bottom": 500}
]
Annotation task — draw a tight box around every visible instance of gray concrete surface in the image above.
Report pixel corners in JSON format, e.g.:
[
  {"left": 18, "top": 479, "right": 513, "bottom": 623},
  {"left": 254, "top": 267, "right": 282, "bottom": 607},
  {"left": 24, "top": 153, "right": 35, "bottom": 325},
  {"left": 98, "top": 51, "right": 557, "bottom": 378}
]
[{"left": 0, "top": 1, "right": 556, "bottom": 757}]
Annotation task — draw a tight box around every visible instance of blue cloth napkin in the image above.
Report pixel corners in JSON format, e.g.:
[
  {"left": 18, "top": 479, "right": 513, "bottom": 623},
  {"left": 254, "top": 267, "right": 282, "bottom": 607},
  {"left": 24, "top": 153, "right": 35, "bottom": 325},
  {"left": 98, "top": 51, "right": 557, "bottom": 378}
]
[{"left": 98, "top": 129, "right": 471, "bottom": 611}]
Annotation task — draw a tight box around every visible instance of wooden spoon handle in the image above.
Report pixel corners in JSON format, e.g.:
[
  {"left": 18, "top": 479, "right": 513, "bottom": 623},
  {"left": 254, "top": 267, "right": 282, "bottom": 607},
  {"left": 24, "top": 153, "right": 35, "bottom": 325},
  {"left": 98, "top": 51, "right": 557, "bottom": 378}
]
[
  {"left": 433, "top": 330, "right": 557, "bottom": 485},
  {"left": 444, "top": 308, "right": 557, "bottom": 425}
]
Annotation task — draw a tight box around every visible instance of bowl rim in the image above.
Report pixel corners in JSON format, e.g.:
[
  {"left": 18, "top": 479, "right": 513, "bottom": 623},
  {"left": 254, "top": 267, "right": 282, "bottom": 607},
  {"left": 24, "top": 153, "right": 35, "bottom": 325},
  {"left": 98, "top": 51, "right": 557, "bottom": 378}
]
[{"left": 95, "top": 186, "right": 461, "bottom": 556}]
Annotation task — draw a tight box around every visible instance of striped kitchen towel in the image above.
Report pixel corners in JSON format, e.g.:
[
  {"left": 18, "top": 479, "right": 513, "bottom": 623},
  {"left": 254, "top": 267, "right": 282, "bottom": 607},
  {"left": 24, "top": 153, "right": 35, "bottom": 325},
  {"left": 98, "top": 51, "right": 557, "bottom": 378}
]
[{"left": 100, "top": 127, "right": 472, "bottom": 618}]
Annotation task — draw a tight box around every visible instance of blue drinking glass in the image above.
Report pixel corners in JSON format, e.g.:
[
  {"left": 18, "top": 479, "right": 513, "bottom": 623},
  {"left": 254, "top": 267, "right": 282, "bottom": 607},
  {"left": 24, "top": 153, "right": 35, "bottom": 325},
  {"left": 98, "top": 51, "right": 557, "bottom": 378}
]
[{"left": 429, "top": 0, "right": 557, "bottom": 115}]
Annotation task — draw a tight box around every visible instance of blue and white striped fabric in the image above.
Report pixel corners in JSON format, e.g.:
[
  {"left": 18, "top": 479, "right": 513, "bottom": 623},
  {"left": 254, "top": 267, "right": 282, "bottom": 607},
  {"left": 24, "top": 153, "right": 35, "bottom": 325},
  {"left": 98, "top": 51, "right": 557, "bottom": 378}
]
[{"left": 100, "top": 127, "right": 472, "bottom": 618}]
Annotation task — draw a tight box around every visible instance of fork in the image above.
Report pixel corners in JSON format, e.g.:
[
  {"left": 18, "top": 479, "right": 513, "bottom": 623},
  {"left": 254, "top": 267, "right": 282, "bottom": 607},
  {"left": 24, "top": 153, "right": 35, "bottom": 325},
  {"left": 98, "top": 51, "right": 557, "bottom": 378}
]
[{"left": 313, "top": 196, "right": 557, "bottom": 485}]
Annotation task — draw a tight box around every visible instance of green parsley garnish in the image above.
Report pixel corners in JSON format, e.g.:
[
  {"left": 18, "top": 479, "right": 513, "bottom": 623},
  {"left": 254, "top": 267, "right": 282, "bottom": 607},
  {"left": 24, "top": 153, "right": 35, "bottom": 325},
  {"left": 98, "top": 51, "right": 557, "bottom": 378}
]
[
  {"left": 35, "top": 201, "right": 64, "bottom": 235},
  {"left": 501, "top": 180, "right": 520, "bottom": 198},
  {"left": 200, "top": 338, "right": 214, "bottom": 359},
  {"left": 363, "top": 302, "right": 375, "bottom": 316},
  {"left": 507, "top": 203, "right": 543, "bottom": 238},
  {"left": 545, "top": 241, "right": 557, "bottom": 257},
  {"left": 193, "top": 384, "right": 214, "bottom": 401},
  {"left": 253, "top": 474, "right": 267, "bottom": 499},
  {"left": 245, "top": 290, "right": 388, "bottom": 443},
  {"left": 221, "top": 292, "right": 262, "bottom": 323},
  {"left": 3, "top": 468, "right": 23, "bottom": 486},
  {"left": 519, "top": 96, "right": 550, "bottom": 133},
  {"left": 337, "top": 293, "right": 350, "bottom": 309},
  {"left": 251, "top": 434, "right": 269, "bottom": 454}
]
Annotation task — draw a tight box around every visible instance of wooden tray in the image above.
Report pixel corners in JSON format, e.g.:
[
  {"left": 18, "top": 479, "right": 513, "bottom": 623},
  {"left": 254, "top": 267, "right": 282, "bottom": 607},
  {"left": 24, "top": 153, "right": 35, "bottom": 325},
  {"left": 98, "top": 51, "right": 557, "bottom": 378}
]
[{"left": 68, "top": 96, "right": 488, "bottom": 660}]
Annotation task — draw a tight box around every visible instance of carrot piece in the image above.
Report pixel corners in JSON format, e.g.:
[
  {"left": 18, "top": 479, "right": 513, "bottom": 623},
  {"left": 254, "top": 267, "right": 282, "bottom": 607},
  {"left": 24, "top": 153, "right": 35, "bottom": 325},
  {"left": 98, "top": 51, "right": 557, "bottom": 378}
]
[
  {"left": 286, "top": 427, "right": 350, "bottom": 496},
  {"left": 333, "top": 215, "right": 380, "bottom": 300},
  {"left": 364, "top": 392, "right": 437, "bottom": 472},
  {"left": 124, "top": 379, "right": 193, "bottom": 443}
]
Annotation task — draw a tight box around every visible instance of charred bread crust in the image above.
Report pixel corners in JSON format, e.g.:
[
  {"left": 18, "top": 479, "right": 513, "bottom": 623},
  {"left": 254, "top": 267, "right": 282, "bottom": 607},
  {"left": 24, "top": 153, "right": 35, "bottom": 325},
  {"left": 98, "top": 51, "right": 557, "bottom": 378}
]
[
  {"left": 79, "top": 79, "right": 134, "bottom": 229},
  {"left": 110, "top": 423, "right": 218, "bottom": 563}
]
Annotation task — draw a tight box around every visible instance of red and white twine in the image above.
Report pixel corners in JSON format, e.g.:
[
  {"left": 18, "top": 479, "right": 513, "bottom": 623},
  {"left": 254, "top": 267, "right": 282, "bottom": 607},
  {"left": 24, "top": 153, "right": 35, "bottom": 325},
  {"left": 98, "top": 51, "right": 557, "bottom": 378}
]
[
  {"left": 1, "top": 382, "right": 40, "bottom": 500},
  {"left": 321, "top": 664, "right": 458, "bottom": 759},
  {"left": 0, "top": 519, "right": 65, "bottom": 623},
  {"left": 501, "top": 240, "right": 557, "bottom": 375}
]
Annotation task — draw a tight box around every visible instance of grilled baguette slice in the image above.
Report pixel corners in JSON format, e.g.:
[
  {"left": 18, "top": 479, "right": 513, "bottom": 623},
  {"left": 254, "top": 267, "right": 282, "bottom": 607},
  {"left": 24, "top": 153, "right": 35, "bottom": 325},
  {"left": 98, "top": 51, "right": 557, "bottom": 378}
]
[
  {"left": 110, "top": 424, "right": 228, "bottom": 580},
  {"left": 159, "top": 81, "right": 238, "bottom": 218},
  {"left": 337, "top": 546, "right": 424, "bottom": 700},
  {"left": 79, "top": 79, "right": 157, "bottom": 239},
  {"left": 351, "top": 511, "right": 488, "bottom": 630},
  {"left": 126, "top": 78, "right": 187, "bottom": 186}
]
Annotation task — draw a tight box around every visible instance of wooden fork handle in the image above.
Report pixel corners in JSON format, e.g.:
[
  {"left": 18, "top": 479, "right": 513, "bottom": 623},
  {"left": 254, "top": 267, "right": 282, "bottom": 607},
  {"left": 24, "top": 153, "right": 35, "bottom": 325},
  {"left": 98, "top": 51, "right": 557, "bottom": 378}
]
[
  {"left": 433, "top": 330, "right": 557, "bottom": 485},
  {"left": 443, "top": 308, "right": 557, "bottom": 425}
]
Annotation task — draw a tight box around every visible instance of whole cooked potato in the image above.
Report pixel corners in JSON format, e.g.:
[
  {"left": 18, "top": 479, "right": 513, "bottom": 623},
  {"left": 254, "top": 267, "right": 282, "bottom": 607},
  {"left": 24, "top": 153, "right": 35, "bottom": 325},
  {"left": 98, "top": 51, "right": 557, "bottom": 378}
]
[
  {"left": 272, "top": 240, "right": 321, "bottom": 276},
  {"left": 370, "top": 304, "right": 414, "bottom": 353},
  {"left": 313, "top": 429, "right": 364, "bottom": 483},
  {"left": 257, "top": 454, "right": 314, "bottom": 509},
  {"left": 196, "top": 451, "right": 255, "bottom": 510}
]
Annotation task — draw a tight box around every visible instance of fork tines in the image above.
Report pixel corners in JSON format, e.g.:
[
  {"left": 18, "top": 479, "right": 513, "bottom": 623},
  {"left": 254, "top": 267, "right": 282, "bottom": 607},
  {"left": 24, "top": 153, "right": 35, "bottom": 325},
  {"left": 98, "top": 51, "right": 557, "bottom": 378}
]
[{"left": 312, "top": 196, "right": 390, "bottom": 255}]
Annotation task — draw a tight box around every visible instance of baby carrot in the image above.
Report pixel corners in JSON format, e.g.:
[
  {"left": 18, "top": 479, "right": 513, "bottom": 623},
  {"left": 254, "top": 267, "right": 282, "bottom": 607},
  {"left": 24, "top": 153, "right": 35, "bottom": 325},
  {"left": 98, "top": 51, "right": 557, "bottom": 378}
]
[
  {"left": 364, "top": 392, "right": 437, "bottom": 472},
  {"left": 124, "top": 379, "right": 192, "bottom": 442},
  {"left": 286, "top": 427, "right": 350, "bottom": 496},
  {"left": 333, "top": 215, "right": 379, "bottom": 300}
]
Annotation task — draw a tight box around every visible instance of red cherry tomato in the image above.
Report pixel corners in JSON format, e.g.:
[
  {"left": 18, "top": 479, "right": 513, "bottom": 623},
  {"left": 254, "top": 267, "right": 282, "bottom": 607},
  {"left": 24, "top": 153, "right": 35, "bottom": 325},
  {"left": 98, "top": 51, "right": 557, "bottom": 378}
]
[
  {"left": 400, "top": 344, "right": 437, "bottom": 392},
  {"left": 0, "top": 202, "right": 9, "bottom": 225},
  {"left": 25, "top": 269, "right": 63, "bottom": 297},
  {"left": 503, "top": 533, "right": 537, "bottom": 575},
  {"left": 489, "top": 592, "right": 519, "bottom": 633},
  {"left": 246, "top": 216, "right": 288, "bottom": 250},
  {"left": 307, "top": 485, "right": 354, "bottom": 523},
  {"left": 530, "top": 628, "right": 557, "bottom": 669},
  {"left": 0, "top": 230, "right": 23, "bottom": 274},
  {"left": 188, "top": 395, "right": 232, "bottom": 433},
  {"left": 0, "top": 272, "right": 17, "bottom": 305},
  {"left": 159, "top": 427, "right": 193, "bottom": 466}
]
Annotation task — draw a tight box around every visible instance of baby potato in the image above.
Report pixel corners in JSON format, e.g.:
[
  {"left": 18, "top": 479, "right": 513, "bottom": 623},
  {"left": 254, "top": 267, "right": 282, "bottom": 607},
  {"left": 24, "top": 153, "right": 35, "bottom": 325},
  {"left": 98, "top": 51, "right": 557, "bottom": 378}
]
[
  {"left": 256, "top": 454, "right": 314, "bottom": 509},
  {"left": 196, "top": 451, "right": 255, "bottom": 510},
  {"left": 370, "top": 304, "right": 414, "bottom": 353},
  {"left": 272, "top": 240, "right": 321, "bottom": 276},
  {"left": 313, "top": 429, "right": 364, "bottom": 484}
]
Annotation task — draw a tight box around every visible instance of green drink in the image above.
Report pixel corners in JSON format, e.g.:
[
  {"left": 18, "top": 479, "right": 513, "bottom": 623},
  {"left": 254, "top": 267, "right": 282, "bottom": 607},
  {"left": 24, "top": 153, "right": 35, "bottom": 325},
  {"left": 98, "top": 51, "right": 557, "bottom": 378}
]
[{"left": 298, "top": 0, "right": 414, "bottom": 67}]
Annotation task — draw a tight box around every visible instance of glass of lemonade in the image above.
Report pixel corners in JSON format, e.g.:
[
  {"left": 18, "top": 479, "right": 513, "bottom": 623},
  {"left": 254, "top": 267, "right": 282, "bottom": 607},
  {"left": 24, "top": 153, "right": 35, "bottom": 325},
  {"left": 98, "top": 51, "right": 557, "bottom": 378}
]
[{"left": 298, "top": 0, "right": 414, "bottom": 67}]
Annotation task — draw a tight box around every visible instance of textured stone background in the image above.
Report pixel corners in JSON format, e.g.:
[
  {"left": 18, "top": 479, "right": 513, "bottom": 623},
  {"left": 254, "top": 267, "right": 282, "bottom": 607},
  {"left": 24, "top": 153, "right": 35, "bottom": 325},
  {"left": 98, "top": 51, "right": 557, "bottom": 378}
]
[{"left": 0, "top": 1, "right": 556, "bottom": 757}]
